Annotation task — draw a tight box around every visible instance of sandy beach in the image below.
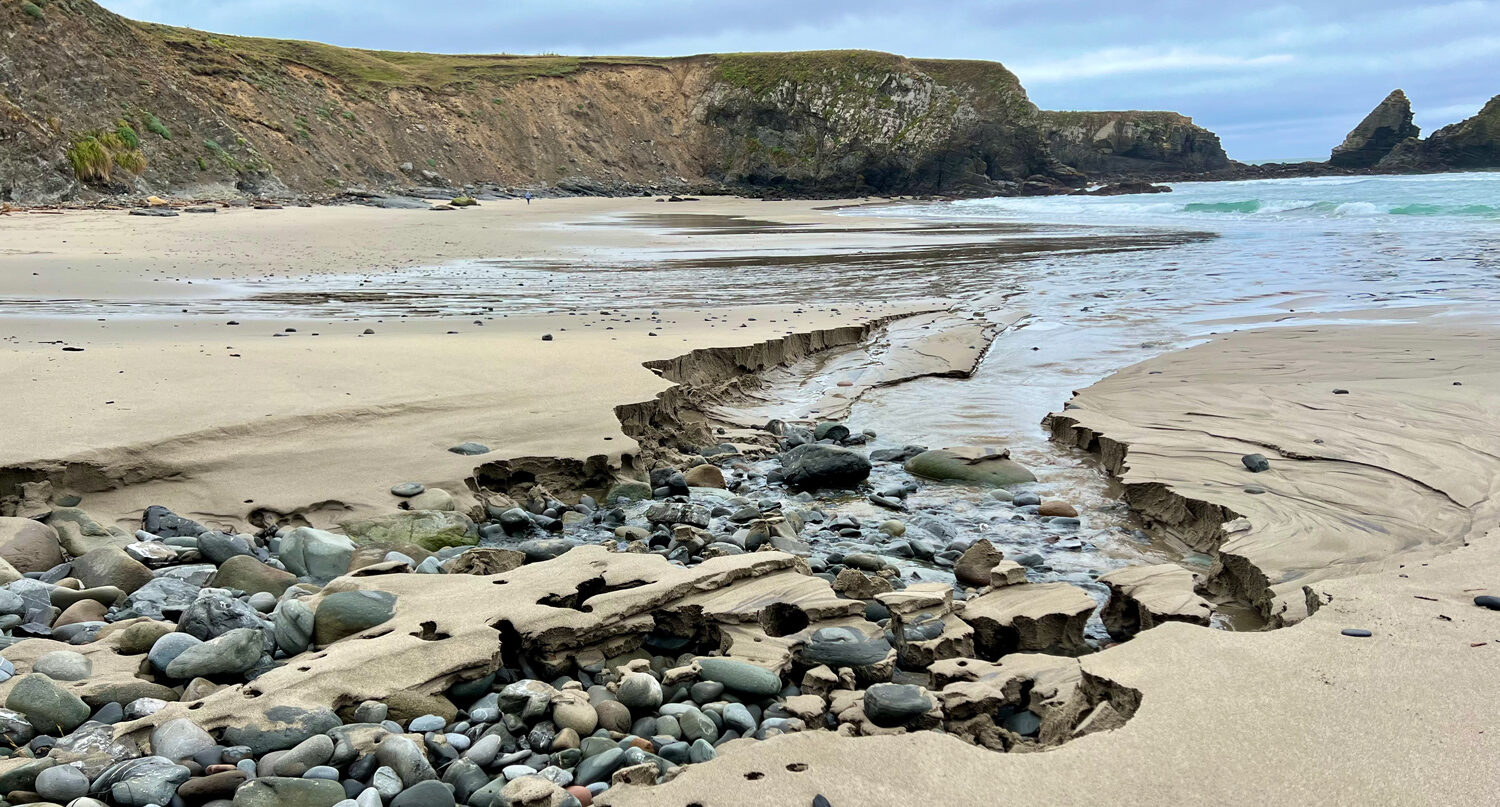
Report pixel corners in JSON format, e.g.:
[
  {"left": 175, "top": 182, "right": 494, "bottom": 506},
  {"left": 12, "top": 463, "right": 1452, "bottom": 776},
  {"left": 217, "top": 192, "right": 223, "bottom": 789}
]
[
  {"left": 1, "top": 197, "right": 982, "bottom": 530},
  {"left": 0, "top": 194, "right": 1496, "bottom": 807}
]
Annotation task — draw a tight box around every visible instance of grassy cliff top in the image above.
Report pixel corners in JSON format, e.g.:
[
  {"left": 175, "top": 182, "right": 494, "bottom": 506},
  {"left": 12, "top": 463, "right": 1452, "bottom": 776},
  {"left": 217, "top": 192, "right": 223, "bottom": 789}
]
[
  {"left": 136, "top": 22, "right": 677, "bottom": 90},
  {"left": 125, "top": 15, "right": 1025, "bottom": 98}
]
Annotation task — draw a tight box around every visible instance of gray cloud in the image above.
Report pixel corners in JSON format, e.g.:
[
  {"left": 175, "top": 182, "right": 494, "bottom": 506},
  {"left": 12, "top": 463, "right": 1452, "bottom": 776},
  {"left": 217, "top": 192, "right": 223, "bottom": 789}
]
[{"left": 100, "top": 0, "right": 1499, "bottom": 161}]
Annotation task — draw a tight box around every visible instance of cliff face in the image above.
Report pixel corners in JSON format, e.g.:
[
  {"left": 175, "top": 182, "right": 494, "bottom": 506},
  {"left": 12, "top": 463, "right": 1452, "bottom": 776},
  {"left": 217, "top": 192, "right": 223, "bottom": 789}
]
[
  {"left": 1377, "top": 94, "right": 1500, "bottom": 171},
  {"left": 1329, "top": 90, "right": 1419, "bottom": 168},
  {"left": 0, "top": 0, "right": 1213, "bottom": 203},
  {"left": 1037, "top": 110, "right": 1229, "bottom": 176}
]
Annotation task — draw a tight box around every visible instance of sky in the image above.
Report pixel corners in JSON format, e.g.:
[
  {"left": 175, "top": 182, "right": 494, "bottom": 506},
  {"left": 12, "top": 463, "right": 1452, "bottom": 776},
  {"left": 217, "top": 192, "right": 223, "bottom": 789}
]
[{"left": 98, "top": 1, "right": 1499, "bottom": 162}]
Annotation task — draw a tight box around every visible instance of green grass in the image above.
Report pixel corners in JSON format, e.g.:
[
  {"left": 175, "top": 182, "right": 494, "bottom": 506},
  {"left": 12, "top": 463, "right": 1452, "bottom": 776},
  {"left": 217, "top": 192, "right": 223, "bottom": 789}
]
[
  {"left": 67, "top": 136, "right": 110, "bottom": 182},
  {"left": 143, "top": 112, "right": 172, "bottom": 140},
  {"left": 712, "top": 51, "right": 906, "bottom": 95},
  {"left": 21, "top": 1, "right": 44, "bottom": 20},
  {"left": 115, "top": 121, "right": 140, "bottom": 149},
  {"left": 67, "top": 130, "right": 148, "bottom": 183},
  {"left": 138, "top": 21, "right": 669, "bottom": 91}
]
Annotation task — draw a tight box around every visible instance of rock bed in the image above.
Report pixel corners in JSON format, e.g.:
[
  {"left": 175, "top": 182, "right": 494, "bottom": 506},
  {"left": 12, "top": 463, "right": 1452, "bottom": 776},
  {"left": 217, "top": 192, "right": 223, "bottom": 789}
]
[{"left": 0, "top": 419, "right": 1206, "bottom": 806}]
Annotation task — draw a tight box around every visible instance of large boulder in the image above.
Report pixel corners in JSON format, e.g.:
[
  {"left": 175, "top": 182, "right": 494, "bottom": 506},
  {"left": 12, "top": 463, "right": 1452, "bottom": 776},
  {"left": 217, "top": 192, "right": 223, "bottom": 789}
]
[
  {"left": 0, "top": 518, "right": 64, "bottom": 573},
  {"left": 904, "top": 447, "right": 1035, "bottom": 487},
  {"left": 278, "top": 528, "right": 355, "bottom": 582},
  {"left": 780, "top": 444, "right": 871, "bottom": 491},
  {"left": 339, "top": 511, "right": 477, "bottom": 553},
  {"left": 1330, "top": 89, "right": 1420, "bottom": 168}
]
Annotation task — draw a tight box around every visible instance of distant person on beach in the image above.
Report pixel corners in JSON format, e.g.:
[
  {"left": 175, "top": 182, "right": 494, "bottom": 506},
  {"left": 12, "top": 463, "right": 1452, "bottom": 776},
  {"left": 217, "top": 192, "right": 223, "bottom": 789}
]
[{"left": 524, "top": 192, "right": 532, "bottom": 205}]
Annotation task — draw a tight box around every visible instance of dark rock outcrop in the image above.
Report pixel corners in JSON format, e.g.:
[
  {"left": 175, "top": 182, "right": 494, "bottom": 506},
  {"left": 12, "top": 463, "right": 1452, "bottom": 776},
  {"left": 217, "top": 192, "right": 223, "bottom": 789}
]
[
  {"left": 1377, "top": 94, "right": 1500, "bottom": 171},
  {"left": 1038, "top": 111, "right": 1229, "bottom": 176},
  {"left": 1329, "top": 90, "right": 1420, "bottom": 168}
]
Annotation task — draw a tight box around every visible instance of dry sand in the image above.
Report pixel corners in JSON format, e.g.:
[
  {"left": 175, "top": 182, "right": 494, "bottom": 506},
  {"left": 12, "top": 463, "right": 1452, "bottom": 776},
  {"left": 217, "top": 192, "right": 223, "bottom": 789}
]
[{"left": 610, "top": 319, "right": 1500, "bottom": 807}]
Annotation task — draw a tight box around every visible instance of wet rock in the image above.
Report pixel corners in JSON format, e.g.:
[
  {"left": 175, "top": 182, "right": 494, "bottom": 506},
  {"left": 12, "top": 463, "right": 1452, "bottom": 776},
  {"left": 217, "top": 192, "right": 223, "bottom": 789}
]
[
  {"left": 313, "top": 590, "right": 398, "bottom": 646},
  {"left": 645, "top": 502, "right": 710, "bottom": 529},
  {"left": 448, "top": 442, "right": 491, "bottom": 456},
  {"left": 904, "top": 447, "right": 1035, "bottom": 487},
  {"left": 1475, "top": 595, "right": 1500, "bottom": 610},
  {"left": 1038, "top": 501, "right": 1078, "bottom": 518},
  {"left": 869, "top": 445, "right": 926, "bottom": 463},
  {"left": 780, "top": 444, "right": 872, "bottom": 491},
  {"left": 683, "top": 465, "right": 726, "bottom": 489},
  {"left": 518, "top": 538, "right": 575, "bottom": 562},
  {"left": 279, "top": 527, "right": 356, "bottom": 582},
  {"left": 1241, "top": 453, "right": 1271, "bottom": 473},
  {"left": 799, "top": 626, "right": 892, "bottom": 668},
  {"left": 863, "top": 683, "right": 932, "bottom": 727},
  {"left": 604, "top": 481, "right": 653, "bottom": 505}
]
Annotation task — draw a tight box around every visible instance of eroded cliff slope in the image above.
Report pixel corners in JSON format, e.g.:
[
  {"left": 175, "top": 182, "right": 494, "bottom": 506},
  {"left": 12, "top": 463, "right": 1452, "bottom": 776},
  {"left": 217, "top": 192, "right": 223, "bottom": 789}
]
[{"left": 1, "top": 0, "right": 1211, "bottom": 202}]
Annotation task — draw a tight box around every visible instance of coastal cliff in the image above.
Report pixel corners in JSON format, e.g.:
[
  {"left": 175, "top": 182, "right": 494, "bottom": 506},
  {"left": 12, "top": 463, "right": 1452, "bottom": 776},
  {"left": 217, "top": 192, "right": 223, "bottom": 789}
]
[
  {"left": 1377, "top": 93, "right": 1500, "bottom": 171},
  {"left": 1, "top": 0, "right": 1197, "bottom": 203},
  {"left": 1038, "top": 110, "right": 1229, "bottom": 176}
]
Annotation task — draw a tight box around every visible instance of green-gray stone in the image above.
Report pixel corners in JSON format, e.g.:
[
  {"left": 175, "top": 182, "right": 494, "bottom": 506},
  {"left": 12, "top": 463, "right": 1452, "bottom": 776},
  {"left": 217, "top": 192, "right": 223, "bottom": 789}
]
[
  {"left": 604, "top": 481, "right": 652, "bottom": 505},
  {"left": 313, "top": 590, "right": 397, "bottom": 647},
  {"left": 339, "top": 511, "right": 477, "bottom": 553},
  {"left": 6, "top": 674, "right": 90, "bottom": 734},
  {"left": 904, "top": 448, "right": 1036, "bottom": 487},
  {"left": 695, "top": 657, "right": 781, "bottom": 697}
]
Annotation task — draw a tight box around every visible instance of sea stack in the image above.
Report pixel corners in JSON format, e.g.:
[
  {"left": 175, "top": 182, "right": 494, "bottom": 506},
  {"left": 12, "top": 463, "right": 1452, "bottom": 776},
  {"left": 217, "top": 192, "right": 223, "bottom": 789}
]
[{"left": 1329, "top": 89, "right": 1420, "bottom": 167}]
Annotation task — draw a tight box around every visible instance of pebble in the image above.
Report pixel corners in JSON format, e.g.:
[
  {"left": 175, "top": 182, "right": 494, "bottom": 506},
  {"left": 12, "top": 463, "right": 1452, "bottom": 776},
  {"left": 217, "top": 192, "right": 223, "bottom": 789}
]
[
  {"left": 1242, "top": 453, "right": 1271, "bottom": 472},
  {"left": 1341, "top": 628, "right": 1373, "bottom": 638},
  {"left": 1474, "top": 595, "right": 1500, "bottom": 611},
  {"left": 391, "top": 483, "right": 426, "bottom": 497}
]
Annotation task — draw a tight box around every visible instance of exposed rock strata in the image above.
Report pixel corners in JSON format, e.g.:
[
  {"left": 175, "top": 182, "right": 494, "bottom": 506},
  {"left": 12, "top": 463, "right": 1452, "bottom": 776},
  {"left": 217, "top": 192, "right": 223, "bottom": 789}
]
[{"left": 1329, "top": 90, "right": 1420, "bottom": 168}]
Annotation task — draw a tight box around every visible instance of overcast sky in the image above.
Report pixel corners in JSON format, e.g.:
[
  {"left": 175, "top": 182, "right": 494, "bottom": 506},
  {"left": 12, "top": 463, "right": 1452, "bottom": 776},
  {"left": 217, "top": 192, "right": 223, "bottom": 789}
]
[{"left": 100, "top": 0, "right": 1498, "bottom": 161}]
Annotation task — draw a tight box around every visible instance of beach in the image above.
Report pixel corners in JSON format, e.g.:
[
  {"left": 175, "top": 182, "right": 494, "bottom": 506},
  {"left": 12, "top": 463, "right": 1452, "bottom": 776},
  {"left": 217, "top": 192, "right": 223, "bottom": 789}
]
[{"left": 0, "top": 184, "right": 1496, "bottom": 806}]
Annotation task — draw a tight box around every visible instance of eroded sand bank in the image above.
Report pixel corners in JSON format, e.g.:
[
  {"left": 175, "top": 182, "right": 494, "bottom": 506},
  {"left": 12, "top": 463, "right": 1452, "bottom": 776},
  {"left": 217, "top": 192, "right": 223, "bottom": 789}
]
[
  {"left": 0, "top": 197, "right": 1020, "bottom": 530},
  {"left": 606, "top": 320, "right": 1500, "bottom": 807}
]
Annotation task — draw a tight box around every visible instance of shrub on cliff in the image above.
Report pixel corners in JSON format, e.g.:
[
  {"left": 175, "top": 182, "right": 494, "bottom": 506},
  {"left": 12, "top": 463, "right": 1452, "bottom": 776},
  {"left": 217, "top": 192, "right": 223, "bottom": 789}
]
[
  {"left": 66, "top": 131, "right": 148, "bottom": 183},
  {"left": 21, "top": 1, "right": 45, "bottom": 20}
]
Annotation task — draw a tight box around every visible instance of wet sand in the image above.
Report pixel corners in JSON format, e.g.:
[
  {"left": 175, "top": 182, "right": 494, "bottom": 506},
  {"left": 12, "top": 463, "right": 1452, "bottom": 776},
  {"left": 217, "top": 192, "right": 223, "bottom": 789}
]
[
  {"left": 612, "top": 319, "right": 1500, "bottom": 807},
  {"left": 0, "top": 197, "right": 1033, "bottom": 529}
]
